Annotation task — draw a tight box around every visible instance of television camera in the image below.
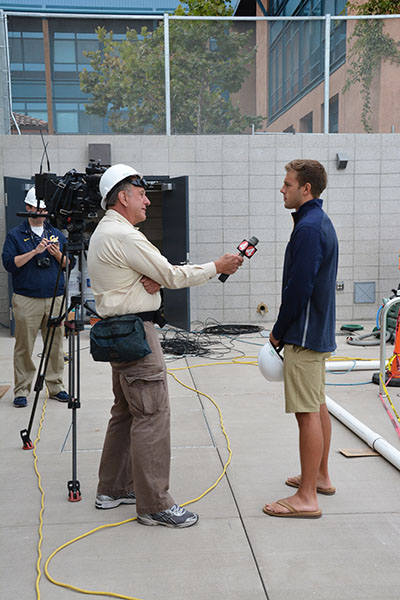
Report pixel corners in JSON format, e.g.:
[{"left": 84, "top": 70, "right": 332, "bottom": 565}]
[{"left": 34, "top": 160, "right": 107, "bottom": 242}]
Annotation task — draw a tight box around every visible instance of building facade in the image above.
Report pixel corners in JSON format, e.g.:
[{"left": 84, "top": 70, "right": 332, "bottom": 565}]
[
  {"left": 2, "top": 1, "right": 181, "bottom": 135},
  {"left": 240, "top": 0, "right": 400, "bottom": 134}
]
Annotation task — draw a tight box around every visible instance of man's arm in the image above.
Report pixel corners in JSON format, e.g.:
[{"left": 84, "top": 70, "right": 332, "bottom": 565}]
[
  {"left": 13, "top": 238, "right": 51, "bottom": 269},
  {"left": 140, "top": 253, "right": 243, "bottom": 294},
  {"left": 126, "top": 234, "right": 243, "bottom": 290}
]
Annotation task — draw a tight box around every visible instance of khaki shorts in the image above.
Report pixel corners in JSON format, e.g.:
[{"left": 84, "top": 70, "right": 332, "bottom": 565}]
[{"left": 283, "top": 344, "right": 331, "bottom": 413}]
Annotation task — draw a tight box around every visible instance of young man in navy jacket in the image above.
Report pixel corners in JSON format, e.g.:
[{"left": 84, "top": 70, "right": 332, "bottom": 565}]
[
  {"left": 2, "top": 187, "right": 71, "bottom": 407},
  {"left": 263, "top": 159, "right": 338, "bottom": 519}
]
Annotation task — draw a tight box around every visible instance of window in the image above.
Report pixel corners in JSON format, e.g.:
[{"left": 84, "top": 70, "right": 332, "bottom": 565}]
[
  {"left": 9, "top": 30, "right": 45, "bottom": 73},
  {"left": 300, "top": 111, "right": 313, "bottom": 132},
  {"left": 268, "top": 0, "right": 347, "bottom": 123},
  {"left": 320, "top": 93, "right": 339, "bottom": 132},
  {"left": 329, "top": 94, "right": 339, "bottom": 133}
]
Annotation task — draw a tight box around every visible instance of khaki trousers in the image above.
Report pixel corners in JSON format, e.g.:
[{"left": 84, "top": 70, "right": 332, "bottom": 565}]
[
  {"left": 97, "top": 322, "right": 174, "bottom": 515},
  {"left": 12, "top": 293, "right": 65, "bottom": 397}
]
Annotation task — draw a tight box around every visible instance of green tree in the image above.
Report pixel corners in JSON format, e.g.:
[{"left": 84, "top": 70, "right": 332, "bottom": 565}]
[
  {"left": 175, "top": 0, "right": 234, "bottom": 15},
  {"left": 80, "top": 0, "right": 264, "bottom": 134},
  {"left": 343, "top": 1, "right": 400, "bottom": 132}
]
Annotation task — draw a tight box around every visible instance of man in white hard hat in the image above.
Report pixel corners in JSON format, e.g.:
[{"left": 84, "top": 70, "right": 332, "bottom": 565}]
[
  {"left": 87, "top": 164, "right": 243, "bottom": 528},
  {"left": 2, "top": 186, "right": 71, "bottom": 407}
]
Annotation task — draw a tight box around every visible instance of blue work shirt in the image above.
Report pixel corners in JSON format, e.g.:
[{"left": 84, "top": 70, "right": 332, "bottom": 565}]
[
  {"left": 2, "top": 219, "right": 69, "bottom": 298},
  {"left": 272, "top": 198, "right": 338, "bottom": 353}
]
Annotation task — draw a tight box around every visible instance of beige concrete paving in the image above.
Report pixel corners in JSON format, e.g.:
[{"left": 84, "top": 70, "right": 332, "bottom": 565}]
[{"left": 1, "top": 321, "right": 400, "bottom": 600}]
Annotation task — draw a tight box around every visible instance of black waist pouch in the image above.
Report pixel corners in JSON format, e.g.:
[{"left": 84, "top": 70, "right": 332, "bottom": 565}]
[{"left": 90, "top": 314, "right": 152, "bottom": 362}]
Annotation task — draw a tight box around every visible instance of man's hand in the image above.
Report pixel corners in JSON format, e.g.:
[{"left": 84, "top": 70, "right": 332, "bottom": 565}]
[
  {"left": 47, "top": 241, "right": 61, "bottom": 260},
  {"left": 34, "top": 238, "right": 51, "bottom": 255},
  {"left": 214, "top": 253, "right": 244, "bottom": 275},
  {"left": 269, "top": 332, "right": 280, "bottom": 348},
  {"left": 141, "top": 276, "right": 161, "bottom": 295}
]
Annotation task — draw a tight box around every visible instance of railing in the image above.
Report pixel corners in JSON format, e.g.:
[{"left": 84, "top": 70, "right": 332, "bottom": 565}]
[{"left": 2, "top": 11, "right": 400, "bottom": 135}]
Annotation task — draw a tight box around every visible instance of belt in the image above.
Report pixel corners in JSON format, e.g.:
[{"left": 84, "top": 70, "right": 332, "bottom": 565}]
[
  {"left": 134, "top": 309, "right": 166, "bottom": 327},
  {"left": 134, "top": 311, "right": 157, "bottom": 322}
]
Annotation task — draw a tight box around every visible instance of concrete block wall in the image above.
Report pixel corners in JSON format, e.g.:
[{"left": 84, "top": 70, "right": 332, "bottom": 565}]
[{"left": 0, "top": 133, "right": 399, "bottom": 330}]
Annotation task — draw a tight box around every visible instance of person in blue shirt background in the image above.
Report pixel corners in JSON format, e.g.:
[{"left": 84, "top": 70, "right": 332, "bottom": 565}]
[
  {"left": 263, "top": 159, "right": 338, "bottom": 520},
  {"left": 2, "top": 186, "right": 71, "bottom": 407}
]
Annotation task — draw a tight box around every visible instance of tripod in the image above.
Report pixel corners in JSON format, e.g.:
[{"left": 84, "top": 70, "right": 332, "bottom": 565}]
[{"left": 20, "top": 223, "right": 89, "bottom": 502}]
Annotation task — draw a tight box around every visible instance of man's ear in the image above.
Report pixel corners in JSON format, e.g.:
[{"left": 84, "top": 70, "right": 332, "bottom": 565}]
[
  {"left": 118, "top": 189, "right": 128, "bottom": 207},
  {"left": 302, "top": 182, "right": 312, "bottom": 196}
]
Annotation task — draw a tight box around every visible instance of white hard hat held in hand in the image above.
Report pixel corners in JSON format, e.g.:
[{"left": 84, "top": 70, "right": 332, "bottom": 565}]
[{"left": 258, "top": 341, "right": 284, "bottom": 382}]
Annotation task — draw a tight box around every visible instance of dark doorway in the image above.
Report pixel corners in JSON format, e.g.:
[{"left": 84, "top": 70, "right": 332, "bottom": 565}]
[
  {"left": 141, "top": 175, "right": 190, "bottom": 331},
  {"left": 4, "top": 176, "right": 34, "bottom": 334}
]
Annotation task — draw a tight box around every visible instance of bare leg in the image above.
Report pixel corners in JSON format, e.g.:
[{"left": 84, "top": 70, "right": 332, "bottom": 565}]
[
  {"left": 287, "top": 403, "right": 333, "bottom": 490},
  {"left": 264, "top": 412, "right": 322, "bottom": 514},
  {"left": 318, "top": 403, "right": 333, "bottom": 487}
]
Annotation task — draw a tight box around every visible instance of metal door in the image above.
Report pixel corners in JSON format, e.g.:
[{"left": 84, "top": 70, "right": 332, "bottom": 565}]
[
  {"left": 161, "top": 176, "right": 190, "bottom": 331},
  {"left": 4, "top": 176, "right": 33, "bottom": 333}
]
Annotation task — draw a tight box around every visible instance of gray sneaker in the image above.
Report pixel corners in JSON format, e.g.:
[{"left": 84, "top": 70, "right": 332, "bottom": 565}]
[
  {"left": 95, "top": 491, "right": 136, "bottom": 509},
  {"left": 137, "top": 504, "right": 199, "bottom": 528}
]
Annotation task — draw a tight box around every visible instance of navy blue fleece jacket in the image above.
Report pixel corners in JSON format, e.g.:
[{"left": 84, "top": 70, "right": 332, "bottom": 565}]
[
  {"left": 2, "top": 220, "right": 69, "bottom": 298},
  {"left": 272, "top": 199, "right": 338, "bottom": 353}
]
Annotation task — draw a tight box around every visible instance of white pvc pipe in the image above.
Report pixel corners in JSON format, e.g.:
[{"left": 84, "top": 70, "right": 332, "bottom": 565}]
[
  {"left": 326, "top": 395, "right": 400, "bottom": 470},
  {"left": 326, "top": 360, "right": 381, "bottom": 372}
]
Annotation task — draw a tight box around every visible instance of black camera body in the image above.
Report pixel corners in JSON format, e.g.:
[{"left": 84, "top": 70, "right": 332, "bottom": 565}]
[
  {"left": 35, "top": 160, "right": 107, "bottom": 236},
  {"left": 37, "top": 256, "right": 51, "bottom": 269}
]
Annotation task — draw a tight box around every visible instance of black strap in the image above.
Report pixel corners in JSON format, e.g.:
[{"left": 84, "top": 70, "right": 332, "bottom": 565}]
[
  {"left": 135, "top": 309, "right": 166, "bottom": 328},
  {"left": 134, "top": 311, "right": 156, "bottom": 322}
]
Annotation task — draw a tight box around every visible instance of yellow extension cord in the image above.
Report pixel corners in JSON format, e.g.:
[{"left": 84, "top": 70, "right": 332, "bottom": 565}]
[
  {"left": 37, "top": 360, "right": 245, "bottom": 600},
  {"left": 33, "top": 353, "right": 395, "bottom": 599}
]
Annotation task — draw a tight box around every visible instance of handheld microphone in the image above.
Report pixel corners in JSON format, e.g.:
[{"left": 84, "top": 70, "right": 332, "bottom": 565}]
[{"left": 219, "top": 236, "right": 259, "bottom": 283}]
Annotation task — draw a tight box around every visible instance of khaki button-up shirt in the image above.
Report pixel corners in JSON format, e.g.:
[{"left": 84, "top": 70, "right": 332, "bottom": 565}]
[{"left": 87, "top": 210, "right": 216, "bottom": 317}]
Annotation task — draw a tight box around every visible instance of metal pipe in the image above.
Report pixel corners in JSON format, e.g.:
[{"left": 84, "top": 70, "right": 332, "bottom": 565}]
[
  {"left": 4, "top": 12, "right": 164, "bottom": 20},
  {"left": 4, "top": 11, "right": 399, "bottom": 21},
  {"left": 323, "top": 14, "right": 331, "bottom": 134},
  {"left": 1, "top": 10, "right": 20, "bottom": 135},
  {"left": 164, "top": 13, "right": 171, "bottom": 136}
]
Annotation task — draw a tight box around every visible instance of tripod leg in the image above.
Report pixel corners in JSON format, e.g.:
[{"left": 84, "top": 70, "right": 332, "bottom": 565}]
[
  {"left": 65, "top": 247, "right": 85, "bottom": 502},
  {"left": 20, "top": 301, "right": 67, "bottom": 449}
]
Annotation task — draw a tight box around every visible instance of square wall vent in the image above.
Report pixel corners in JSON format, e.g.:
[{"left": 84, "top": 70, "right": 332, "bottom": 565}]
[{"left": 354, "top": 281, "right": 376, "bottom": 304}]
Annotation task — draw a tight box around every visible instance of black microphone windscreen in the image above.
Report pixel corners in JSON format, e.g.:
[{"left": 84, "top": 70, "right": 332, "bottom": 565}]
[{"left": 249, "top": 236, "right": 259, "bottom": 246}]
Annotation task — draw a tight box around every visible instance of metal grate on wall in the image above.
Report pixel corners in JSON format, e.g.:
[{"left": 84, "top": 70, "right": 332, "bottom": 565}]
[{"left": 354, "top": 281, "right": 376, "bottom": 304}]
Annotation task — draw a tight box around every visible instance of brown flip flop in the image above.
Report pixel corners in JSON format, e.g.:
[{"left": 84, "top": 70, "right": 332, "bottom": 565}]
[
  {"left": 285, "top": 478, "right": 336, "bottom": 496},
  {"left": 263, "top": 499, "right": 322, "bottom": 519}
]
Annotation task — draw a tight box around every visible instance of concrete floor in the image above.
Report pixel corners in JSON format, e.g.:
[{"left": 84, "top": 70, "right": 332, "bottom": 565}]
[{"left": 1, "top": 320, "right": 400, "bottom": 600}]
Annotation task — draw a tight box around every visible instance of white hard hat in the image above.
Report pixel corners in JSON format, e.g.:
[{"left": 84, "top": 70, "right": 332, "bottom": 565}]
[
  {"left": 25, "top": 186, "right": 46, "bottom": 209},
  {"left": 258, "top": 341, "right": 284, "bottom": 382},
  {"left": 99, "top": 164, "right": 143, "bottom": 210}
]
